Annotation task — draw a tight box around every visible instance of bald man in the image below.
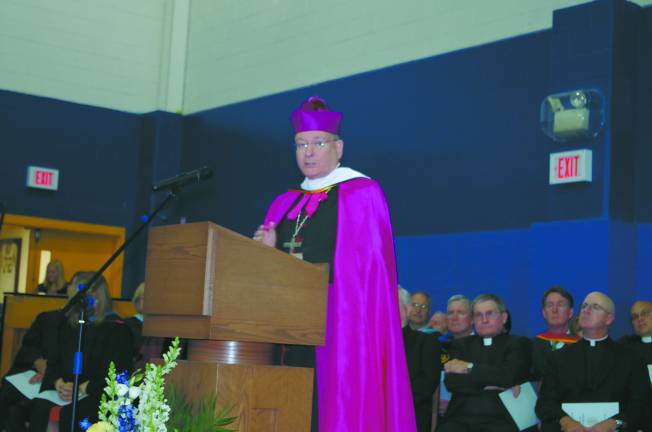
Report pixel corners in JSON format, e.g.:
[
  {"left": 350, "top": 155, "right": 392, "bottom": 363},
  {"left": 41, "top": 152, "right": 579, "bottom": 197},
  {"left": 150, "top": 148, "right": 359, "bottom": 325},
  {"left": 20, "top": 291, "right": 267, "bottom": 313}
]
[{"left": 536, "top": 292, "right": 651, "bottom": 432}]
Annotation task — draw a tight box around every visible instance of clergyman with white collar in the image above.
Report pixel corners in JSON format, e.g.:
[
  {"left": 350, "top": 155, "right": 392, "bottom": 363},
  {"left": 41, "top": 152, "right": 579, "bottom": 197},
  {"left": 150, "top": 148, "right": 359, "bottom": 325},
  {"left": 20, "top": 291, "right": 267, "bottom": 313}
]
[{"left": 536, "top": 292, "right": 652, "bottom": 432}]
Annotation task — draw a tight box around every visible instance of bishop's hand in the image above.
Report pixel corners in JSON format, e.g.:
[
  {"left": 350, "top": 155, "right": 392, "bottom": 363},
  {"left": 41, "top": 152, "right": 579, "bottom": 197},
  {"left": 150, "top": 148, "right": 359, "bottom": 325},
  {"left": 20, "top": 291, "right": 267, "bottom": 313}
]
[{"left": 253, "top": 222, "right": 277, "bottom": 247}]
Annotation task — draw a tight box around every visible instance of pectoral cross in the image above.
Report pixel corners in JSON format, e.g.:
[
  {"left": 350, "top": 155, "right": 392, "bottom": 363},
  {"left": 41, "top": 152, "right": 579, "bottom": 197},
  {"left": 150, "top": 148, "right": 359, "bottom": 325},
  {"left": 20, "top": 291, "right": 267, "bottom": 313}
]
[{"left": 283, "top": 235, "right": 303, "bottom": 259}]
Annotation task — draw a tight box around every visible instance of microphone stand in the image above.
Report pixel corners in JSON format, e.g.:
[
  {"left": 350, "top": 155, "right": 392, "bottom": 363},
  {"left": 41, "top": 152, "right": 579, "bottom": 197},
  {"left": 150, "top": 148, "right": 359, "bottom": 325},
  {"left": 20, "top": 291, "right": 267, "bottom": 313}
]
[
  {"left": 63, "top": 190, "right": 178, "bottom": 432},
  {"left": 0, "top": 202, "right": 6, "bottom": 234}
]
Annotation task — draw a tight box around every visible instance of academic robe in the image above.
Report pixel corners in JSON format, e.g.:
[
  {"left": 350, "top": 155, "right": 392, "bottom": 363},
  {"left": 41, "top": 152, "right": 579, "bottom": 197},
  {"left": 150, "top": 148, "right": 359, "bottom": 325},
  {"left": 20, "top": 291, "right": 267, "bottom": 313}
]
[
  {"left": 0, "top": 309, "right": 64, "bottom": 431},
  {"left": 535, "top": 338, "right": 652, "bottom": 431},
  {"left": 402, "top": 326, "right": 441, "bottom": 432},
  {"left": 28, "top": 314, "right": 135, "bottom": 432},
  {"left": 530, "top": 332, "right": 579, "bottom": 382},
  {"left": 440, "top": 333, "right": 531, "bottom": 432},
  {"left": 263, "top": 177, "right": 416, "bottom": 432},
  {"left": 8, "top": 309, "right": 64, "bottom": 374}
]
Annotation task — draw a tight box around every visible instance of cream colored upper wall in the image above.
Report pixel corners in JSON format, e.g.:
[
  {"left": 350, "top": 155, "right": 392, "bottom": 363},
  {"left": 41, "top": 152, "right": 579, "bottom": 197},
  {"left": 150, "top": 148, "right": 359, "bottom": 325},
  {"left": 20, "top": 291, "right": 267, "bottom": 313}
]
[
  {"left": 1, "top": 0, "right": 651, "bottom": 114},
  {"left": 183, "top": 0, "right": 652, "bottom": 114},
  {"left": 0, "top": 0, "right": 176, "bottom": 113}
]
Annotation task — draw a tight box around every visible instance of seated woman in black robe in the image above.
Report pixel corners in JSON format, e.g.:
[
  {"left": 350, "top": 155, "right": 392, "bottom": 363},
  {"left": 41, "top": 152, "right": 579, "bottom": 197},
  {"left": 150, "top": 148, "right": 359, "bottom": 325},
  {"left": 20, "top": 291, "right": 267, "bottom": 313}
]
[{"left": 25, "top": 272, "right": 134, "bottom": 432}]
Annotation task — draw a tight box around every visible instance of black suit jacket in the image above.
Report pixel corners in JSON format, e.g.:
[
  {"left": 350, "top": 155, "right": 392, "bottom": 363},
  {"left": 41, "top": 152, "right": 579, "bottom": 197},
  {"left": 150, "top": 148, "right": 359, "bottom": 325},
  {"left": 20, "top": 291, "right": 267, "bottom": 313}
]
[
  {"left": 443, "top": 333, "right": 531, "bottom": 429},
  {"left": 536, "top": 338, "right": 652, "bottom": 431},
  {"left": 402, "top": 326, "right": 441, "bottom": 432}
]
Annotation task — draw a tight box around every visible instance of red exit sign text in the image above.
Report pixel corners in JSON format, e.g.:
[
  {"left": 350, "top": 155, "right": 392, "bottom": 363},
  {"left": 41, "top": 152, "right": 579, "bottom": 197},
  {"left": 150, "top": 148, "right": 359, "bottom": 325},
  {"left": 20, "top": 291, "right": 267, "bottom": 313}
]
[
  {"left": 27, "top": 166, "right": 59, "bottom": 190},
  {"left": 549, "top": 150, "right": 592, "bottom": 185}
]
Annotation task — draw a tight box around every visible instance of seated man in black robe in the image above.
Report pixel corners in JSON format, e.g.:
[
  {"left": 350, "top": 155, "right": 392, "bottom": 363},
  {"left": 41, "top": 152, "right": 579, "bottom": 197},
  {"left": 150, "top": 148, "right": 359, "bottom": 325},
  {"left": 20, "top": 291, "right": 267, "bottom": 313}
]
[
  {"left": 536, "top": 292, "right": 652, "bottom": 432},
  {"left": 618, "top": 300, "right": 652, "bottom": 431},
  {"left": 439, "top": 293, "right": 531, "bottom": 432},
  {"left": 398, "top": 287, "right": 441, "bottom": 432},
  {"left": 531, "top": 286, "right": 580, "bottom": 383}
]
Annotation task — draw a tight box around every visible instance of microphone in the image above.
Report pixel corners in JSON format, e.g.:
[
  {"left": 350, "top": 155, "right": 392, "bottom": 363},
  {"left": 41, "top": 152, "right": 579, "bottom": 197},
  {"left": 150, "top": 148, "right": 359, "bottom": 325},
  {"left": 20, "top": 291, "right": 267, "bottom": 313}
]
[{"left": 152, "top": 166, "right": 213, "bottom": 192}]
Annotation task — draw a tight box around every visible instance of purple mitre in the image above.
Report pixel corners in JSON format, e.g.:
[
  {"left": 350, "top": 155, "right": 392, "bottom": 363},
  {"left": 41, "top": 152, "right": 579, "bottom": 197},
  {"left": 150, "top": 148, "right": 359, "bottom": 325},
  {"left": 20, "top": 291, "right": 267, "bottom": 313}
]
[{"left": 291, "top": 96, "right": 343, "bottom": 135}]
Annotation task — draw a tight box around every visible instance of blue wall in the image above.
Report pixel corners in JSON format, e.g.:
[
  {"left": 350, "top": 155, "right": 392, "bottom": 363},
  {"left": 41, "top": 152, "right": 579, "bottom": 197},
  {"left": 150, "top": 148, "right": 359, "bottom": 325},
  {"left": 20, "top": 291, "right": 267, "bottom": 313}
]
[
  {"left": 0, "top": 91, "right": 182, "bottom": 294},
  {"left": 1, "top": 0, "right": 650, "bottom": 336},
  {"left": 178, "top": 29, "right": 552, "bottom": 235},
  {"left": 395, "top": 219, "right": 647, "bottom": 338}
]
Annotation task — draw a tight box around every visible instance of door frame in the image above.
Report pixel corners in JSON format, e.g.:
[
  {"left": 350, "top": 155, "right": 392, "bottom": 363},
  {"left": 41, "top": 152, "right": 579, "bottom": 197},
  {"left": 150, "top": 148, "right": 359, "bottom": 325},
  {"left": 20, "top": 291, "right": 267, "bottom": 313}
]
[{"left": 2, "top": 214, "right": 125, "bottom": 298}]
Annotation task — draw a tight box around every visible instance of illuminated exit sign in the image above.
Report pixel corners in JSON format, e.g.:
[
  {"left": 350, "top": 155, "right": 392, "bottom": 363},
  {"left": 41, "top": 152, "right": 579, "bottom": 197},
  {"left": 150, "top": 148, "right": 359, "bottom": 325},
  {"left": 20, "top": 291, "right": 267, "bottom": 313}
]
[
  {"left": 27, "top": 166, "right": 59, "bottom": 190},
  {"left": 549, "top": 149, "right": 592, "bottom": 185}
]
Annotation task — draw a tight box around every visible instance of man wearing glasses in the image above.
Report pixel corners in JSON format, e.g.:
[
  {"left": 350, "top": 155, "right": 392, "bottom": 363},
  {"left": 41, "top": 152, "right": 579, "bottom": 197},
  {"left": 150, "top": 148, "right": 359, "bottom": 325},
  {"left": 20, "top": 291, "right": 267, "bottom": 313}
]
[
  {"left": 536, "top": 292, "right": 651, "bottom": 431},
  {"left": 438, "top": 294, "right": 531, "bottom": 431},
  {"left": 409, "top": 291, "right": 432, "bottom": 331},
  {"left": 253, "top": 96, "right": 415, "bottom": 432},
  {"left": 531, "top": 286, "right": 580, "bottom": 383},
  {"left": 619, "top": 300, "right": 652, "bottom": 365}
]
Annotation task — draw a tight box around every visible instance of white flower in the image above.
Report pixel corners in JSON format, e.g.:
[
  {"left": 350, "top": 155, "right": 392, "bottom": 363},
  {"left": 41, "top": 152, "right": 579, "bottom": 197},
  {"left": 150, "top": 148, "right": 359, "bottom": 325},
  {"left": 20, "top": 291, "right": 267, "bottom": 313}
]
[
  {"left": 97, "top": 338, "right": 181, "bottom": 432},
  {"left": 116, "top": 383, "right": 129, "bottom": 397},
  {"left": 128, "top": 386, "right": 140, "bottom": 400}
]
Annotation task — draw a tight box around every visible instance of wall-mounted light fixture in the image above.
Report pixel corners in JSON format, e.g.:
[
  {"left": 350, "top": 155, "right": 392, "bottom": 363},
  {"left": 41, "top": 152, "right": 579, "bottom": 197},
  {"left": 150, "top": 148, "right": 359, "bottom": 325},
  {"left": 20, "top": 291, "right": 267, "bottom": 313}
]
[{"left": 540, "top": 90, "right": 604, "bottom": 142}]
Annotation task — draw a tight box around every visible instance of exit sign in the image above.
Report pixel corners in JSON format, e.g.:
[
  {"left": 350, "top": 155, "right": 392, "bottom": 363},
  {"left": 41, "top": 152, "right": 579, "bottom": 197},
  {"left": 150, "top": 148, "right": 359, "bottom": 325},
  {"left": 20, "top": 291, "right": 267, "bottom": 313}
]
[
  {"left": 27, "top": 166, "right": 59, "bottom": 190},
  {"left": 549, "top": 150, "right": 592, "bottom": 185}
]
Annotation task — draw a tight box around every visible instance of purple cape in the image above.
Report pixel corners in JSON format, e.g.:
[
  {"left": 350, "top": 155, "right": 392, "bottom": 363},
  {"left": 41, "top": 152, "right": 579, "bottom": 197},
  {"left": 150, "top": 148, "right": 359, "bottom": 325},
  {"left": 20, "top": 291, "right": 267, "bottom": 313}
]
[{"left": 264, "top": 178, "right": 416, "bottom": 431}]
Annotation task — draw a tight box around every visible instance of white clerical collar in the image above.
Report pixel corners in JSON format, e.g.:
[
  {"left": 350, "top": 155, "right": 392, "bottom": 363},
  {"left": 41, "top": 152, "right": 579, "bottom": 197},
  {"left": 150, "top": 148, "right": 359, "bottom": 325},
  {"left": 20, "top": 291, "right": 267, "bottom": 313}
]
[
  {"left": 301, "top": 166, "right": 368, "bottom": 191},
  {"left": 584, "top": 335, "right": 609, "bottom": 347},
  {"left": 483, "top": 337, "right": 493, "bottom": 346},
  {"left": 642, "top": 335, "right": 652, "bottom": 344}
]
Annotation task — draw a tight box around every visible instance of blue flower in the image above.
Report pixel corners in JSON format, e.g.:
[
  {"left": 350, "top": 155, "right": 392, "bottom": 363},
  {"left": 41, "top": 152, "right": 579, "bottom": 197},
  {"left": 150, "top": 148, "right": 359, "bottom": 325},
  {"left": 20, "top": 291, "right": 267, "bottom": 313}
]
[
  {"left": 117, "top": 404, "right": 138, "bottom": 432},
  {"left": 116, "top": 370, "right": 129, "bottom": 385},
  {"left": 79, "top": 418, "right": 92, "bottom": 430}
]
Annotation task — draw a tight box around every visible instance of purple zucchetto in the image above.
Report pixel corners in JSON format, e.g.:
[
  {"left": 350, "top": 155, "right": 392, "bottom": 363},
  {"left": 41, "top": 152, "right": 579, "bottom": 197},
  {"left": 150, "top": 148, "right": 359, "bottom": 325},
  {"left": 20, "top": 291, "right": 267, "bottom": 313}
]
[{"left": 291, "top": 96, "right": 343, "bottom": 135}]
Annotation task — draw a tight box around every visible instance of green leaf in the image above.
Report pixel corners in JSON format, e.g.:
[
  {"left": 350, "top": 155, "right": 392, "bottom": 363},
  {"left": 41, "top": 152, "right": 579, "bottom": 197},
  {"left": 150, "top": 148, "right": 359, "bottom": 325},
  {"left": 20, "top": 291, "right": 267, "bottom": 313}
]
[{"left": 165, "top": 383, "right": 237, "bottom": 432}]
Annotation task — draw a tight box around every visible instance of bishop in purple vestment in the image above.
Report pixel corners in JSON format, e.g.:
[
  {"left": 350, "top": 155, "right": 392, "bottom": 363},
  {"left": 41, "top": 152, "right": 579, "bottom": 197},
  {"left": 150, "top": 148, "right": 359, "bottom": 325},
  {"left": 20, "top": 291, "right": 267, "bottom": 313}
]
[{"left": 253, "top": 96, "right": 416, "bottom": 432}]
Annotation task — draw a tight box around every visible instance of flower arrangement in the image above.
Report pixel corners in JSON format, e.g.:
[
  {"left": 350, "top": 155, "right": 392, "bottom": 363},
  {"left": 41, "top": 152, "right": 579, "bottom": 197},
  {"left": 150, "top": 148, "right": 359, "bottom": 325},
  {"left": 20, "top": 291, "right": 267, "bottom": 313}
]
[
  {"left": 81, "top": 337, "right": 181, "bottom": 432},
  {"left": 81, "top": 337, "right": 236, "bottom": 432}
]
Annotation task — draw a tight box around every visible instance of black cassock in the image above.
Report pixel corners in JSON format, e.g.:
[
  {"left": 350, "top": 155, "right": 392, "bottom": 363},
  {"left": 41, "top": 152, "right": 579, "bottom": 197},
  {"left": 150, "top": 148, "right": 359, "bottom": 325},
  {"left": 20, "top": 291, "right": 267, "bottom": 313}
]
[
  {"left": 274, "top": 186, "right": 338, "bottom": 432},
  {"left": 618, "top": 334, "right": 652, "bottom": 364},
  {"left": 439, "top": 333, "right": 531, "bottom": 432},
  {"left": 536, "top": 337, "right": 652, "bottom": 432},
  {"left": 618, "top": 335, "right": 652, "bottom": 431}
]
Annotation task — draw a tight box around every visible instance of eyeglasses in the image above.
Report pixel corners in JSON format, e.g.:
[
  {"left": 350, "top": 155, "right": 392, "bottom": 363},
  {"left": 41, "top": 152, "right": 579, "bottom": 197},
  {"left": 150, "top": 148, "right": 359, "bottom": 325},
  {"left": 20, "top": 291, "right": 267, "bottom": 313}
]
[
  {"left": 412, "top": 303, "right": 429, "bottom": 310},
  {"left": 447, "top": 310, "right": 470, "bottom": 317},
  {"left": 544, "top": 301, "right": 570, "bottom": 310},
  {"left": 580, "top": 302, "right": 609, "bottom": 313},
  {"left": 631, "top": 309, "right": 651, "bottom": 321},
  {"left": 473, "top": 310, "right": 501, "bottom": 320},
  {"left": 295, "top": 138, "right": 338, "bottom": 151}
]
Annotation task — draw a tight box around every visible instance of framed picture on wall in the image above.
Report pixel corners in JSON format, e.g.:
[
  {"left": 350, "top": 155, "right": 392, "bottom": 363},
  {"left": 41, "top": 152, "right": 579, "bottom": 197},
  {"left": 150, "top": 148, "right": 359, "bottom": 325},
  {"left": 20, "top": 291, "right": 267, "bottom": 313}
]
[{"left": 0, "top": 238, "right": 22, "bottom": 297}]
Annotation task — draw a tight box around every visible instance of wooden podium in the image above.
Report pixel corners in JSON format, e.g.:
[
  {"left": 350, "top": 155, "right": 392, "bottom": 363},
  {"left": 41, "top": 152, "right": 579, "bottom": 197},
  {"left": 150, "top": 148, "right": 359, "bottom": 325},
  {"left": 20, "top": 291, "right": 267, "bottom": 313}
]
[{"left": 143, "top": 222, "right": 328, "bottom": 431}]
